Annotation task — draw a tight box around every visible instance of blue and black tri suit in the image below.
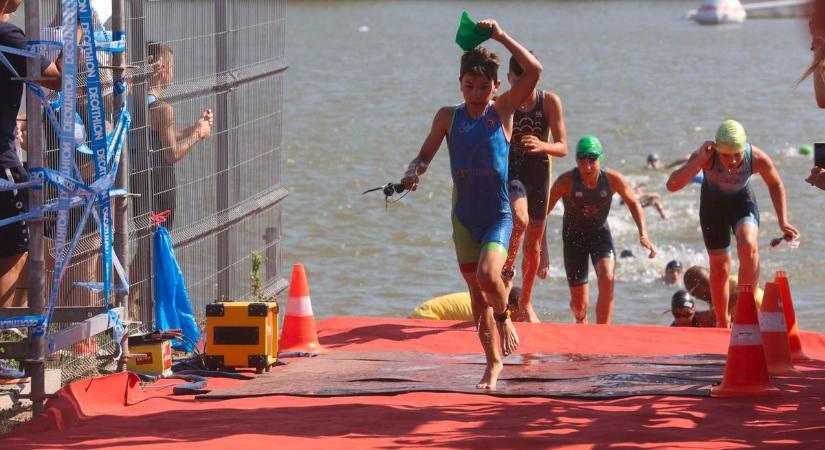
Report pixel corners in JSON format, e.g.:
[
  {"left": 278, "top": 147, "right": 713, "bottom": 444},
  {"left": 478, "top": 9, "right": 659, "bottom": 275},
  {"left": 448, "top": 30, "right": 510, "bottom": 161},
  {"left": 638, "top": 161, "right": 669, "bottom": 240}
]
[
  {"left": 447, "top": 104, "right": 512, "bottom": 274},
  {"left": 508, "top": 89, "right": 552, "bottom": 221},
  {"left": 562, "top": 168, "right": 615, "bottom": 286},
  {"left": 699, "top": 144, "right": 759, "bottom": 255}
]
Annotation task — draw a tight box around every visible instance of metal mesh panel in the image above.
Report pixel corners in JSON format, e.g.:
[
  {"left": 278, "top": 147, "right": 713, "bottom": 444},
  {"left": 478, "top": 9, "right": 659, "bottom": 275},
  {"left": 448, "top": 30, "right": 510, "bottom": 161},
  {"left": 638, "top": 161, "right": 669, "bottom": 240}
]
[{"left": 126, "top": 0, "right": 288, "bottom": 327}]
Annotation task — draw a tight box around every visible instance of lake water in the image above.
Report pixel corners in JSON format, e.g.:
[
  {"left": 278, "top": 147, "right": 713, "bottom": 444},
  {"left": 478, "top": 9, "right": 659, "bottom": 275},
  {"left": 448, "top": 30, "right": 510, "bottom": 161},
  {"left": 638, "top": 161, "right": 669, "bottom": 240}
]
[{"left": 282, "top": 1, "right": 825, "bottom": 332}]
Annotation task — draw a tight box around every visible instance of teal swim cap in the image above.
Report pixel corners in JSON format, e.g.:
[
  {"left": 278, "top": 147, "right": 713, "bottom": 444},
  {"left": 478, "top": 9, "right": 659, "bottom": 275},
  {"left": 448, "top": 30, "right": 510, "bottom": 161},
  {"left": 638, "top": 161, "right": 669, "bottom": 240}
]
[
  {"left": 715, "top": 120, "right": 747, "bottom": 154},
  {"left": 455, "top": 11, "right": 492, "bottom": 51},
  {"left": 576, "top": 135, "right": 604, "bottom": 162}
]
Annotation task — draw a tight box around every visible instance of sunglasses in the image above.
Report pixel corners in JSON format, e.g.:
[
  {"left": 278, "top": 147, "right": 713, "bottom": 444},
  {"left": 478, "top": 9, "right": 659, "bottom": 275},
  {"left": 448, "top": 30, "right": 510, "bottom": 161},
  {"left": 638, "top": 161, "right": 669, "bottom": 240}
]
[
  {"left": 576, "top": 154, "right": 599, "bottom": 162},
  {"left": 672, "top": 308, "right": 694, "bottom": 318}
]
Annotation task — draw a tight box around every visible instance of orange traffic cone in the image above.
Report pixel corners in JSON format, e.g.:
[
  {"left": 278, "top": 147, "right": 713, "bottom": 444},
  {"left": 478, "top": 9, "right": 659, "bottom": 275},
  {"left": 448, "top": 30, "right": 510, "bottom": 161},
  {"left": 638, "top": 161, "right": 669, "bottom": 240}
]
[
  {"left": 280, "top": 263, "right": 327, "bottom": 354},
  {"left": 711, "top": 284, "right": 780, "bottom": 398},
  {"left": 759, "top": 282, "right": 798, "bottom": 375},
  {"left": 775, "top": 271, "right": 812, "bottom": 363}
]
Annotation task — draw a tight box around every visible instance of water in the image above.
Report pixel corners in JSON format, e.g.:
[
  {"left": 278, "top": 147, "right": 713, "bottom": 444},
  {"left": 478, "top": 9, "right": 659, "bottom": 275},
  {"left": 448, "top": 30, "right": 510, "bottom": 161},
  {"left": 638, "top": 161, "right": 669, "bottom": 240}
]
[{"left": 282, "top": 1, "right": 825, "bottom": 332}]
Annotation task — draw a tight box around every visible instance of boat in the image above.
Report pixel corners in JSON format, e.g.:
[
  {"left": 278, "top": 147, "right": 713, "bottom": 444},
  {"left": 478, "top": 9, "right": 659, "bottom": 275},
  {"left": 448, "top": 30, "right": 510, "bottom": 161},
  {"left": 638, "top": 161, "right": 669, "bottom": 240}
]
[
  {"left": 692, "top": 0, "right": 748, "bottom": 25},
  {"left": 687, "top": 0, "right": 809, "bottom": 23}
]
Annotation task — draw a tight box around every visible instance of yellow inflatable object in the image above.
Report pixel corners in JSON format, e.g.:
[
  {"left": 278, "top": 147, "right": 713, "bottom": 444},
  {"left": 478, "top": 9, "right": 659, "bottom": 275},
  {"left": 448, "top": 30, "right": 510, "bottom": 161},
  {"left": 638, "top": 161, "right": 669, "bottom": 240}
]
[
  {"left": 729, "top": 275, "right": 763, "bottom": 309},
  {"left": 409, "top": 292, "right": 473, "bottom": 321}
]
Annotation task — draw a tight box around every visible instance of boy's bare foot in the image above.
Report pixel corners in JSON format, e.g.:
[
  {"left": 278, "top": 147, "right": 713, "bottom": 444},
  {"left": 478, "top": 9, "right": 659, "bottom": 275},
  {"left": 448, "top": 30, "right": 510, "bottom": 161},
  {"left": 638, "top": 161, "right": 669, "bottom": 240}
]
[
  {"left": 476, "top": 361, "right": 503, "bottom": 390},
  {"left": 496, "top": 318, "right": 519, "bottom": 356}
]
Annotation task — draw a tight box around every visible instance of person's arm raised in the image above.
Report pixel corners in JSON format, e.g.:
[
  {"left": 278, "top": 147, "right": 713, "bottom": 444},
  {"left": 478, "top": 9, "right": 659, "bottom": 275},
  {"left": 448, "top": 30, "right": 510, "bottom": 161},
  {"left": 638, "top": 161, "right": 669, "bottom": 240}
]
[
  {"left": 609, "top": 169, "right": 656, "bottom": 258},
  {"left": 666, "top": 141, "right": 714, "bottom": 192},
  {"left": 753, "top": 146, "right": 799, "bottom": 239},
  {"left": 479, "top": 19, "right": 542, "bottom": 116},
  {"left": 401, "top": 107, "right": 451, "bottom": 191}
]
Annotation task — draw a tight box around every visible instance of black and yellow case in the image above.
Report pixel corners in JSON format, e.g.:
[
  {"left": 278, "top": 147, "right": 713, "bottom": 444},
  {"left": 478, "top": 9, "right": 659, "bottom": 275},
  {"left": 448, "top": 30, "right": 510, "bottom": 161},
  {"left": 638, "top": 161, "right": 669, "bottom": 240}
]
[{"left": 204, "top": 302, "right": 279, "bottom": 373}]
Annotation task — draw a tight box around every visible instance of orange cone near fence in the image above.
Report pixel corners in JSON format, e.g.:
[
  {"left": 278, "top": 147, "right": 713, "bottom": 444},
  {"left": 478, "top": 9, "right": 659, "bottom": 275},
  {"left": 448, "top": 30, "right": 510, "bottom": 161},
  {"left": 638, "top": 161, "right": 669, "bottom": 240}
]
[
  {"left": 759, "top": 282, "right": 798, "bottom": 375},
  {"left": 711, "top": 284, "right": 780, "bottom": 398},
  {"left": 775, "top": 271, "right": 812, "bottom": 363},
  {"left": 280, "top": 263, "right": 327, "bottom": 354}
]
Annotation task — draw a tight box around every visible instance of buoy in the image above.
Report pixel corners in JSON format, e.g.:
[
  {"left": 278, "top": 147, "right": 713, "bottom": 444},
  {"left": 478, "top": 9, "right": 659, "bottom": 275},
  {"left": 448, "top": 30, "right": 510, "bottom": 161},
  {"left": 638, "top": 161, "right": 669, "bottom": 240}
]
[{"left": 799, "top": 144, "right": 812, "bottom": 156}]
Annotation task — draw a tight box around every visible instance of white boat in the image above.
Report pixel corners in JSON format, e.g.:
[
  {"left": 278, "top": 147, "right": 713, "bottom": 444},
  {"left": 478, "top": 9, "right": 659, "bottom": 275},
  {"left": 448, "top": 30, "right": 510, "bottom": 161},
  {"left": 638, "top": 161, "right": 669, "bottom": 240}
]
[
  {"left": 693, "top": 0, "right": 747, "bottom": 25},
  {"left": 687, "top": 0, "right": 808, "bottom": 23}
]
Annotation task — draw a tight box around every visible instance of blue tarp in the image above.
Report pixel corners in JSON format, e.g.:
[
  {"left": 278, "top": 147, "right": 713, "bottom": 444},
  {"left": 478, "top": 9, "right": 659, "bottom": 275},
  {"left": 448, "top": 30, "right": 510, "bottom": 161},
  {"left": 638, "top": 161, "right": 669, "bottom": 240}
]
[{"left": 153, "top": 226, "right": 200, "bottom": 351}]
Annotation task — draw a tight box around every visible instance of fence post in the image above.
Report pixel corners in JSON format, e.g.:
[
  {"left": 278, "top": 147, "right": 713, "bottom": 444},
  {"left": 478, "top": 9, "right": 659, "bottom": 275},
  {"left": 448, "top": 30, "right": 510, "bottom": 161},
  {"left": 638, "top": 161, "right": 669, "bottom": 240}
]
[
  {"left": 263, "top": 226, "right": 277, "bottom": 282},
  {"left": 128, "top": 0, "right": 152, "bottom": 326},
  {"left": 111, "top": 0, "right": 129, "bottom": 371},
  {"left": 24, "top": 0, "right": 46, "bottom": 415},
  {"left": 214, "top": 0, "right": 230, "bottom": 301}
]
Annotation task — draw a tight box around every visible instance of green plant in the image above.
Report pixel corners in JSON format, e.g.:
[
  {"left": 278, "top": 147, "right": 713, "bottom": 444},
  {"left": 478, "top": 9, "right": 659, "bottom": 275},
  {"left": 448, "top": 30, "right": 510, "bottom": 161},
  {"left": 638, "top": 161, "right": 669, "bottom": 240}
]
[{"left": 249, "top": 251, "right": 270, "bottom": 302}]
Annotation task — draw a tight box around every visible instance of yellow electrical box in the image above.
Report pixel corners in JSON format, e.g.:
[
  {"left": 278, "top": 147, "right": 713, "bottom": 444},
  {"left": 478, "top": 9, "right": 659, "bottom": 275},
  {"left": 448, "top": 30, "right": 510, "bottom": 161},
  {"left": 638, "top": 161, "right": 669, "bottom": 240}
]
[
  {"left": 204, "top": 302, "right": 279, "bottom": 373},
  {"left": 127, "top": 337, "right": 173, "bottom": 376}
]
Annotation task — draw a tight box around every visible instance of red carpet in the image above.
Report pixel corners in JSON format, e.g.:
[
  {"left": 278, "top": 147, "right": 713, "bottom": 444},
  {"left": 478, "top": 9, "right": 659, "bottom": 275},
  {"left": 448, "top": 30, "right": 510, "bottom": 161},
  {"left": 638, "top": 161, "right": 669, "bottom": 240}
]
[{"left": 4, "top": 317, "right": 825, "bottom": 449}]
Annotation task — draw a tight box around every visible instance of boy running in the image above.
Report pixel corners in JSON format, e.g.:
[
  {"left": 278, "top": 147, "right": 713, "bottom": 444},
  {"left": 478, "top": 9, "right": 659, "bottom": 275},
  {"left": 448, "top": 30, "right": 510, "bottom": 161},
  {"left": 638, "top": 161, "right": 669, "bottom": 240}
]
[
  {"left": 401, "top": 19, "right": 541, "bottom": 389},
  {"left": 500, "top": 54, "right": 568, "bottom": 323},
  {"left": 546, "top": 136, "right": 656, "bottom": 324},
  {"left": 667, "top": 120, "right": 799, "bottom": 327}
]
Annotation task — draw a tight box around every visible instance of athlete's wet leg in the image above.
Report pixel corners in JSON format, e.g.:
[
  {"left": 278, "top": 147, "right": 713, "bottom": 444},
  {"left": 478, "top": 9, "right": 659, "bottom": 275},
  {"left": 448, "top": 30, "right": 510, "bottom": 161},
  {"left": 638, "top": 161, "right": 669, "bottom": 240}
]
[
  {"left": 518, "top": 218, "right": 544, "bottom": 322},
  {"left": 569, "top": 282, "right": 589, "bottom": 323},
  {"left": 593, "top": 257, "right": 615, "bottom": 324},
  {"left": 708, "top": 251, "right": 732, "bottom": 328},
  {"left": 464, "top": 272, "right": 502, "bottom": 390},
  {"left": 735, "top": 221, "right": 759, "bottom": 297},
  {"left": 478, "top": 248, "right": 519, "bottom": 358},
  {"left": 503, "top": 192, "right": 528, "bottom": 289}
]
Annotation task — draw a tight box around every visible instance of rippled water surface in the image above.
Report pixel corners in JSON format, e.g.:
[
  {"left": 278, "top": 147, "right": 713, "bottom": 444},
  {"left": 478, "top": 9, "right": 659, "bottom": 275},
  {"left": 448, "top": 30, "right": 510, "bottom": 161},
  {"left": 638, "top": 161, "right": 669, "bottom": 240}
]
[{"left": 282, "top": 1, "right": 825, "bottom": 332}]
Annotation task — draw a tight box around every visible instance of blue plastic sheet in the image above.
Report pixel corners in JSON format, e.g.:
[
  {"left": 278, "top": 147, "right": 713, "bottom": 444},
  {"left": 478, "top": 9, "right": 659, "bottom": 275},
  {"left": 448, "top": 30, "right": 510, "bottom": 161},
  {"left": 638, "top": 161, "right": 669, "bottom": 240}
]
[{"left": 153, "top": 226, "right": 200, "bottom": 351}]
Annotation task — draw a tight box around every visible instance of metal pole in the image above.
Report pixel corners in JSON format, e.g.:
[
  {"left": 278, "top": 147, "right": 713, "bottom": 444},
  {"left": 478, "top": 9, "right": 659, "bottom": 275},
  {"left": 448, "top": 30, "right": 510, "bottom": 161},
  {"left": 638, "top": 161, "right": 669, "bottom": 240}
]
[
  {"left": 214, "top": 0, "right": 230, "bottom": 300},
  {"left": 24, "top": 0, "right": 46, "bottom": 415},
  {"left": 110, "top": 0, "right": 129, "bottom": 371},
  {"left": 128, "top": 0, "right": 151, "bottom": 327},
  {"left": 263, "top": 226, "right": 277, "bottom": 282}
]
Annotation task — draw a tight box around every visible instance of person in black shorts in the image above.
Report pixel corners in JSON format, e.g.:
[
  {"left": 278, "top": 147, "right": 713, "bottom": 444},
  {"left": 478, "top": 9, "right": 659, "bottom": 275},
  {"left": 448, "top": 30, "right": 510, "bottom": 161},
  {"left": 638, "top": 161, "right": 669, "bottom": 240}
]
[
  {"left": 500, "top": 53, "right": 568, "bottom": 323},
  {"left": 667, "top": 120, "right": 798, "bottom": 327},
  {"left": 0, "top": 0, "right": 61, "bottom": 308},
  {"left": 546, "top": 135, "right": 656, "bottom": 324}
]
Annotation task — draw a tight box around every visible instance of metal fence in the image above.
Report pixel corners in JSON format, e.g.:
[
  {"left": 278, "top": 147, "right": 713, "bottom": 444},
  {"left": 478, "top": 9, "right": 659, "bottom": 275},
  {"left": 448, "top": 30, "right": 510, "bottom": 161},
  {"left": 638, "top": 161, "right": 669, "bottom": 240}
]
[
  {"left": 0, "top": 0, "right": 287, "bottom": 407},
  {"left": 126, "top": 0, "right": 288, "bottom": 324}
]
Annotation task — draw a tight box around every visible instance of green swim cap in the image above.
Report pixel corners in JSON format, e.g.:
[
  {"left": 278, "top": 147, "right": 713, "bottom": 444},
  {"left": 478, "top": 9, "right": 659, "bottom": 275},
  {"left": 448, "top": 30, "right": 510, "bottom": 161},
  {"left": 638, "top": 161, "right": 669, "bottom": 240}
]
[
  {"left": 715, "top": 119, "right": 747, "bottom": 154},
  {"left": 576, "top": 135, "right": 604, "bottom": 162},
  {"left": 455, "top": 11, "right": 492, "bottom": 51},
  {"left": 799, "top": 144, "right": 813, "bottom": 155}
]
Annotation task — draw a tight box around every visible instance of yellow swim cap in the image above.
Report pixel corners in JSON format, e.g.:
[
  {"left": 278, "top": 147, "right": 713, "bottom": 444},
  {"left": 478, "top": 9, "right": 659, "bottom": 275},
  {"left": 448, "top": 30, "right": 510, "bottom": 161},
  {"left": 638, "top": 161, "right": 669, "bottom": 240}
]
[{"left": 715, "top": 120, "right": 747, "bottom": 154}]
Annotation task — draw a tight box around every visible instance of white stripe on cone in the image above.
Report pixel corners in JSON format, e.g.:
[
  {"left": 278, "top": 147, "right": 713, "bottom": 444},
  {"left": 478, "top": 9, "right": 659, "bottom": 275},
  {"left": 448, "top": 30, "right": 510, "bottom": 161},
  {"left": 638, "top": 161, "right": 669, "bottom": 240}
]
[
  {"left": 758, "top": 312, "right": 788, "bottom": 333},
  {"left": 730, "top": 324, "right": 763, "bottom": 346},
  {"left": 286, "top": 295, "right": 313, "bottom": 317}
]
